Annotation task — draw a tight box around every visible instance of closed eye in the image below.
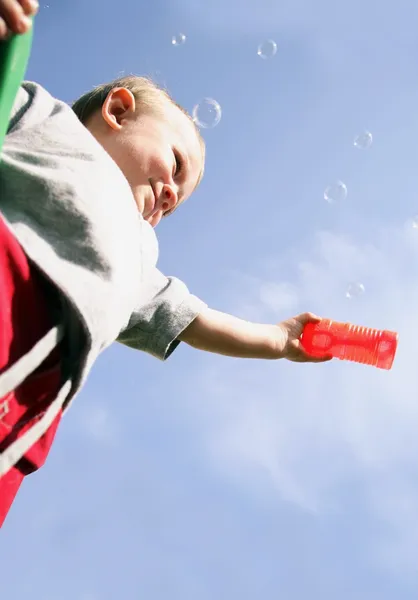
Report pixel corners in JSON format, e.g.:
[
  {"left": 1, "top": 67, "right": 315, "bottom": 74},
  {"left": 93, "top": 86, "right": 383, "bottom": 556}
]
[{"left": 173, "top": 150, "right": 183, "bottom": 177}]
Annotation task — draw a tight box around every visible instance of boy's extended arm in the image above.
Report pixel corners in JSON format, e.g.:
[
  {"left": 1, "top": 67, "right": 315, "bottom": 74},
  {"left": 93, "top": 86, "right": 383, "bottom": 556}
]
[{"left": 178, "top": 307, "right": 332, "bottom": 363}]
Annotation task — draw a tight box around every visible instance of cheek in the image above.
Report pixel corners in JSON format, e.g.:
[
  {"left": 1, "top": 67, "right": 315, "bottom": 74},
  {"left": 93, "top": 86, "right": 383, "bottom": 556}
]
[
  {"left": 102, "top": 138, "right": 140, "bottom": 183},
  {"left": 108, "top": 134, "right": 172, "bottom": 184},
  {"left": 126, "top": 149, "right": 165, "bottom": 184},
  {"left": 151, "top": 155, "right": 172, "bottom": 180},
  {"left": 146, "top": 142, "right": 173, "bottom": 176},
  {"left": 118, "top": 148, "right": 149, "bottom": 186}
]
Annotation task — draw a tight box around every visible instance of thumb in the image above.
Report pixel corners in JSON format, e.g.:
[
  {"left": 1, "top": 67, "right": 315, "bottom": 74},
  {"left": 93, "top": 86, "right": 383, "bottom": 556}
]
[{"left": 299, "top": 312, "right": 323, "bottom": 325}]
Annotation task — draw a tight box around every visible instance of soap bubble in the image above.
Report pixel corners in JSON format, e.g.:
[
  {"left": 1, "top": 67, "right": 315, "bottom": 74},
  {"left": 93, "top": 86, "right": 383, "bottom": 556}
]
[
  {"left": 171, "top": 33, "right": 186, "bottom": 46},
  {"left": 192, "top": 98, "right": 222, "bottom": 129},
  {"left": 324, "top": 181, "right": 347, "bottom": 204},
  {"left": 411, "top": 215, "right": 418, "bottom": 229},
  {"left": 354, "top": 130, "right": 373, "bottom": 149},
  {"left": 346, "top": 282, "right": 365, "bottom": 299},
  {"left": 257, "top": 40, "right": 277, "bottom": 59}
]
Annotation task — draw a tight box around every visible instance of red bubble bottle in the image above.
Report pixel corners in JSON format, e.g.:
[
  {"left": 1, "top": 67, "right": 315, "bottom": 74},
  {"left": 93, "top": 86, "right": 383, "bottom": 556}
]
[{"left": 301, "top": 319, "right": 398, "bottom": 370}]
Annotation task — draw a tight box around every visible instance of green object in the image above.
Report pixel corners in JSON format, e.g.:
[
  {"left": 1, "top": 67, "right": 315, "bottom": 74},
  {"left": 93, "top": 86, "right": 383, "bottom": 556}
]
[{"left": 0, "top": 25, "right": 34, "bottom": 154}]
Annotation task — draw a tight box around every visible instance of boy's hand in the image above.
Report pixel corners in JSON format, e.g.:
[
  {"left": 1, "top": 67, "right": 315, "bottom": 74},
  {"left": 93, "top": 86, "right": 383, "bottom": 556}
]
[
  {"left": 180, "top": 307, "right": 332, "bottom": 364},
  {"left": 275, "top": 312, "right": 332, "bottom": 363},
  {"left": 0, "top": 0, "right": 37, "bottom": 40}
]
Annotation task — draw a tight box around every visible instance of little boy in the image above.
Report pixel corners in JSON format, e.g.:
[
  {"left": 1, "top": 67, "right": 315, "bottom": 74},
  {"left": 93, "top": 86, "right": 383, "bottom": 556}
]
[{"left": 0, "top": 1, "right": 331, "bottom": 526}]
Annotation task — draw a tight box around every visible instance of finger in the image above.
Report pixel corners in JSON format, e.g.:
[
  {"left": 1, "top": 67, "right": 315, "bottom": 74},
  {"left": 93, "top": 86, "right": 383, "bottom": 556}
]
[
  {"left": 298, "top": 312, "right": 322, "bottom": 325},
  {"left": 295, "top": 352, "right": 332, "bottom": 363},
  {"left": 288, "top": 353, "right": 332, "bottom": 364},
  {"left": 1, "top": 0, "right": 32, "bottom": 33},
  {"left": 18, "top": 0, "right": 38, "bottom": 16},
  {"left": 0, "top": 17, "right": 9, "bottom": 39},
  {"left": 294, "top": 341, "right": 332, "bottom": 363},
  {"left": 308, "top": 354, "right": 333, "bottom": 363}
]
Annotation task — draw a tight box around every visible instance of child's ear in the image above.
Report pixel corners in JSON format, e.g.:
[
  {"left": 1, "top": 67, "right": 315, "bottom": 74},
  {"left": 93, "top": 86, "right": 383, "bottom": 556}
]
[{"left": 101, "top": 88, "right": 136, "bottom": 130}]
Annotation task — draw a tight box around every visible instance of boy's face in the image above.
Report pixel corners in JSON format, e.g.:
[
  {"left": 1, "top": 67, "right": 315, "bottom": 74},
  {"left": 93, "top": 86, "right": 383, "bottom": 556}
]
[{"left": 88, "top": 88, "right": 203, "bottom": 228}]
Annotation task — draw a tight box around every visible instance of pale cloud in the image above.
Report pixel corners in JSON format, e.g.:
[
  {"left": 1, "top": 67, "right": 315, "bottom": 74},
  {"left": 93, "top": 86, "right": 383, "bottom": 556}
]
[
  {"left": 259, "top": 281, "right": 299, "bottom": 313},
  {"left": 227, "top": 271, "right": 300, "bottom": 321},
  {"left": 180, "top": 225, "right": 418, "bottom": 575},
  {"left": 368, "top": 479, "right": 418, "bottom": 579},
  {"left": 77, "top": 404, "right": 120, "bottom": 445}
]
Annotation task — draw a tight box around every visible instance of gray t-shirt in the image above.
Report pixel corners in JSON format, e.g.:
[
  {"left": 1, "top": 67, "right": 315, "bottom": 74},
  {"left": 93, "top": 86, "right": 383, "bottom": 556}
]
[{"left": 0, "top": 81, "right": 206, "bottom": 409}]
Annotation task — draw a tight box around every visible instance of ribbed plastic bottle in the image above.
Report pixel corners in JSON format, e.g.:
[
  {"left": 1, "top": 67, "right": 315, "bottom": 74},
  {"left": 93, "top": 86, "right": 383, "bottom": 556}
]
[{"left": 301, "top": 319, "right": 398, "bottom": 370}]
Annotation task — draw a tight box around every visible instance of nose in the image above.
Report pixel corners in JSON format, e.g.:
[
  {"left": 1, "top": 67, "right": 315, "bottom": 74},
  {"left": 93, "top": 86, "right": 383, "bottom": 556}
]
[{"left": 160, "top": 183, "right": 178, "bottom": 213}]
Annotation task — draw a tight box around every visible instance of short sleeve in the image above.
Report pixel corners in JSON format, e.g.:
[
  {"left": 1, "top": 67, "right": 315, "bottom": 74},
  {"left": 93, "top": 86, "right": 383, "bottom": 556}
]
[{"left": 117, "top": 268, "right": 207, "bottom": 360}]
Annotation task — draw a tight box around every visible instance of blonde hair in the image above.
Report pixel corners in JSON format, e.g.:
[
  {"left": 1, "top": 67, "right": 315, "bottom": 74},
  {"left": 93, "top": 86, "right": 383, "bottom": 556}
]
[{"left": 72, "top": 75, "right": 205, "bottom": 190}]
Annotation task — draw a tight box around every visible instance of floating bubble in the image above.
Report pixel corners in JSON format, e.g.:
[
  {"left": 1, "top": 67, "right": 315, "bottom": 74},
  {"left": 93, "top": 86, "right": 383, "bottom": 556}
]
[
  {"left": 257, "top": 39, "right": 277, "bottom": 59},
  {"left": 324, "top": 181, "right": 347, "bottom": 204},
  {"left": 411, "top": 215, "right": 418, "bottom": 229},
  {"left": 354, "top": 130, "right": 373, "bottom": 149},
  {"left": 171, "top": 33, "right": 186, "bottom": 46},
  {"left": 346, "top": 282, "right": 365, "bottom": 299},
  {"left": 192, "top": 98, "right": 222, "bottom": 129}
]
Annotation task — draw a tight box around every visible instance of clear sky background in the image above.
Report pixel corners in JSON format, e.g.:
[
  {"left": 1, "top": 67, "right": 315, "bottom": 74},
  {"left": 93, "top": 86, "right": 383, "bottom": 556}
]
[{"left": 3, "top": 0, "right": 418, "bottom": 598}]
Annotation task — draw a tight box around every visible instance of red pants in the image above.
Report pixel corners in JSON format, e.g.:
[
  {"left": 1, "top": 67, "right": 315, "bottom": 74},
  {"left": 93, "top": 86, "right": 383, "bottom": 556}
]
[{"left": 0, "top": 215, "right": 63, "bottom": 527}]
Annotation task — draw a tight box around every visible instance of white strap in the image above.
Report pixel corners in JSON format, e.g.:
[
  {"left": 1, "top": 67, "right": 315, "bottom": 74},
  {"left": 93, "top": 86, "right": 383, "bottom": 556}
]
[
  {"left": 0, "top": 324, "right": 64, "bottom": 397},
  {"left": 0, "top": 378, "right": 72, "bottom": 478},
  {"left": 0, "top": 323, "right": 71, "bottom": 479}
]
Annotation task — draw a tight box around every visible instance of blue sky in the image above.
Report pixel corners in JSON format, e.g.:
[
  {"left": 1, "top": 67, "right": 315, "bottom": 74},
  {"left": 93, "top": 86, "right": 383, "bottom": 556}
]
[{"left": 3, "top": 0, "right": 418, "bottom": 597}]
